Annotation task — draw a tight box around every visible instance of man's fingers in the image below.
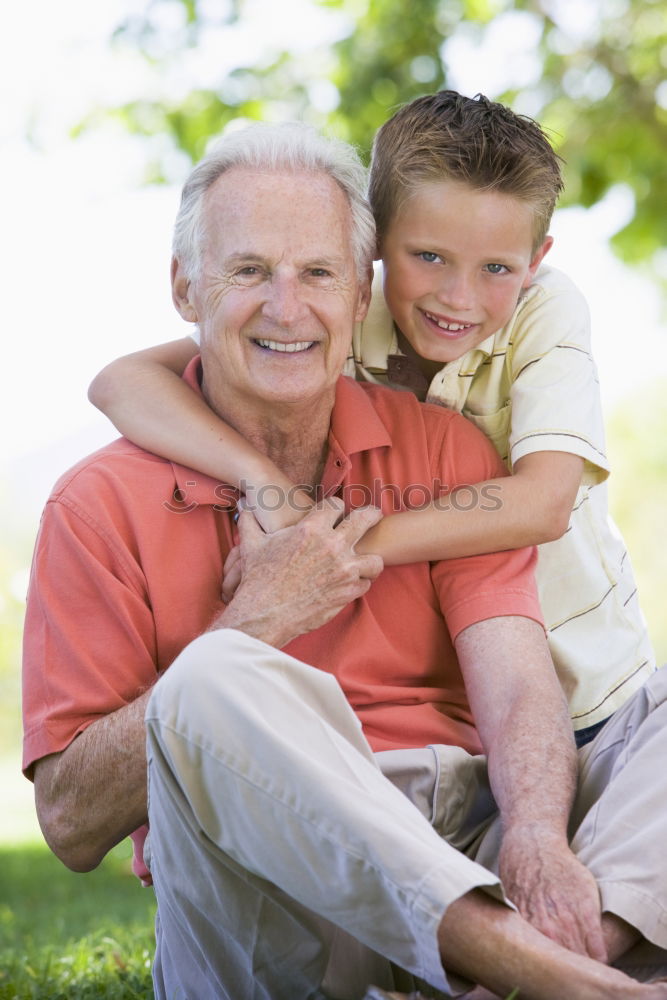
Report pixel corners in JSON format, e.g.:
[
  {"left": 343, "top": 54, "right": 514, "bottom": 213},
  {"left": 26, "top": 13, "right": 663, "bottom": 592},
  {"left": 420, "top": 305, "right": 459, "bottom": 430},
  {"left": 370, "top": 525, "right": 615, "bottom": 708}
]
[
  {"left": 223, "top": 545, "right": 241, "bottom": 577},
  {"left": 530, "top": 898, "right": 606, "bottom": 962},
  {"left": 236, "top": 508, "right": 267, "bottom": 547},
  {"left": 585, "top": 924, "right": 608, "bottom": 964},
  {"left": 356, "top": 553, "right": 384, "bottom": 581},
  {"left": 337, "top": 504, "right": 384, "bottom": 546},
  {"left": 221, "top": 563, "right": 243, "bottom": 604}
]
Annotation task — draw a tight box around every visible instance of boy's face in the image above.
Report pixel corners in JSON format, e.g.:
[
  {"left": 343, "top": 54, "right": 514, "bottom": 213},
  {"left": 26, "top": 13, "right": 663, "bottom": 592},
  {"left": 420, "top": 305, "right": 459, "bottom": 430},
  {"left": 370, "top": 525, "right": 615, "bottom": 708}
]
[{"left": 380, "top": 179, "right": 552, "bottom": 366}]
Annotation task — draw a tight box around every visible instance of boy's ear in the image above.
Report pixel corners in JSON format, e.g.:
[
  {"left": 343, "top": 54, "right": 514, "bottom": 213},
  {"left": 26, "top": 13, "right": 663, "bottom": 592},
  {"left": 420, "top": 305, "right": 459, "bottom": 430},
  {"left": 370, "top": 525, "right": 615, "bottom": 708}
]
[
  {"left": 523, "top": 236, "right": 553, "bottom": 288},
  {"left": 171, "top": 257, "right": 199, "bottom": 322}
]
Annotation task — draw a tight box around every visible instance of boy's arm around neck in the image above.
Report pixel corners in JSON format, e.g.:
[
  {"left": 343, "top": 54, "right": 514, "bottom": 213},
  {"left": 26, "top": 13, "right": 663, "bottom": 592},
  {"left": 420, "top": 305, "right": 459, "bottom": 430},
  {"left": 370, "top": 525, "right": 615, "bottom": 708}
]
[
  {"left": 88, "top": 338, "right": 306, "bottom": 530},
  {"left": 355, "top": 450, "right": 584, "bottom": 564}
]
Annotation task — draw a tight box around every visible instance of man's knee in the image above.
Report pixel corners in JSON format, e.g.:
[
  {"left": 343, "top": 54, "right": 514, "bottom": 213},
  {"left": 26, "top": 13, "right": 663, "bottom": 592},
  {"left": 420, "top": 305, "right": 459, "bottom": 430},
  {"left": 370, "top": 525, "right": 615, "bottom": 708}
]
[{"left": 147, "top": 628, "right": 266, "bottom": 730}]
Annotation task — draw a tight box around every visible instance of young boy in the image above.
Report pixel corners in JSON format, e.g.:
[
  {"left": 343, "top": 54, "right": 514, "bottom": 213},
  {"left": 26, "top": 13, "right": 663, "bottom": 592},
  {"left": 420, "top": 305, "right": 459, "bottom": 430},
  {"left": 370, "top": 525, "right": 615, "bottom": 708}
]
[{"left": 89, "top": 90, "right": 655, "bottom": 746}]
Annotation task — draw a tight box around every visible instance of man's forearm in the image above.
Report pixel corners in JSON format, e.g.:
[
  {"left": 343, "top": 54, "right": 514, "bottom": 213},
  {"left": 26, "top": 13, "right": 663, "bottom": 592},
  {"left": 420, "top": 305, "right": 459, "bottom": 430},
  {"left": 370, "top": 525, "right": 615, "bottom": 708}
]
[
  {"left": 34, "top": 690, "right": 151, "bottom": 872},
  {"left": 456, "top": 616, "right": 576, "bottom": 836},
  {"left": 487, "top": 682, "right": 577, "bottom": 838},
  {"left": 455, "top": 617, "right": 606, "bottom": 960}
]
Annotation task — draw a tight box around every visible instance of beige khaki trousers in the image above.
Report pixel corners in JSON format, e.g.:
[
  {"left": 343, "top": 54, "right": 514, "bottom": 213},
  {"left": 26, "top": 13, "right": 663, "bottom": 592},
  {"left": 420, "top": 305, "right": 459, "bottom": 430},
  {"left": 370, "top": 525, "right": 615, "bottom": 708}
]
[{"left": 144, "top": 628, "right": 667, "bottom": 1000}]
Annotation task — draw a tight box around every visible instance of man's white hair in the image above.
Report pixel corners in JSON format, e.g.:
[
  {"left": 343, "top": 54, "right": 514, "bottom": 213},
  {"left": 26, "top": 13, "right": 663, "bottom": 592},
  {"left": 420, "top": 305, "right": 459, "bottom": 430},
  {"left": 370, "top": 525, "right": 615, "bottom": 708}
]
[{"left": 172, "top": 121, "right": 376, "bottom": 282}]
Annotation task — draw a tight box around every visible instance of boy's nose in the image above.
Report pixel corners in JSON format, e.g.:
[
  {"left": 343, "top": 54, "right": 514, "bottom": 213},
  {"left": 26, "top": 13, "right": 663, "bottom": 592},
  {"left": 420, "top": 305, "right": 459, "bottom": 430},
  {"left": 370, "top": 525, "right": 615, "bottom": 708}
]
[
  {"left": 262, "top": 275, "right": 310, "bottom": 326},
  {"left": 437, "top": 271, "right": 475, "bottom": 312}
]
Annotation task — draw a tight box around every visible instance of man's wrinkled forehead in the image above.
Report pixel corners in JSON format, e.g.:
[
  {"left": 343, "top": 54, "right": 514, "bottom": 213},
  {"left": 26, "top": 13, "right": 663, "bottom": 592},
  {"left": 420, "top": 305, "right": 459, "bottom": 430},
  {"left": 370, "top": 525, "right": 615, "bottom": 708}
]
[{"left": 199, "top": 166, "right": 356, "bottom": 267}]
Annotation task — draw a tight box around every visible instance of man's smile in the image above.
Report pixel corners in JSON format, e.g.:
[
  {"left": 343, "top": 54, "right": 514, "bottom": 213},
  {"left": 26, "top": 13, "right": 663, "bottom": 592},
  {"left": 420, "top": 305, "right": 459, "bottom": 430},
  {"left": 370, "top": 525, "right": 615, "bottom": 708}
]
[{"left": 253, "top": 338, "right": 316, "bottom": 353}]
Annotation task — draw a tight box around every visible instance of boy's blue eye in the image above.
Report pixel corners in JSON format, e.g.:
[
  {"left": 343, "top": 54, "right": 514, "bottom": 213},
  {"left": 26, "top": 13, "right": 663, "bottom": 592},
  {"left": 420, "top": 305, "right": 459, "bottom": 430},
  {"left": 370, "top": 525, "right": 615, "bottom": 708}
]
[
  {"left": 418, "top": 251, "right": 440, "bottom": 263},
  {"left": 485, "top": 263, "right": 508, "bottom": 274}
]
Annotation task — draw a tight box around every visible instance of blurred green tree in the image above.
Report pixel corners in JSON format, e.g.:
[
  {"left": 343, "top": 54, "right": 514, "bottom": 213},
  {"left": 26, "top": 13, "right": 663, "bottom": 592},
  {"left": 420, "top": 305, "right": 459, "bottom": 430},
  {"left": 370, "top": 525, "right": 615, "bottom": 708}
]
[
  {"left": 607, "top": 380, "right": 667, "bottom": 664},
  {"left": 88, "top": 0, "right": 667, "bottom": 276}
]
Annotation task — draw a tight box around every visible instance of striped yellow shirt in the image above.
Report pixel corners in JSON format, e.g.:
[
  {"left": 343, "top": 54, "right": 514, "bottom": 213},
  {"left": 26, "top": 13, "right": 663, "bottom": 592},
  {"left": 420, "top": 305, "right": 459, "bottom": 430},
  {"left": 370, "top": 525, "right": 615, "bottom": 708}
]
[{"left": 346, "top": 264, "right": 655, "bottom": 729}]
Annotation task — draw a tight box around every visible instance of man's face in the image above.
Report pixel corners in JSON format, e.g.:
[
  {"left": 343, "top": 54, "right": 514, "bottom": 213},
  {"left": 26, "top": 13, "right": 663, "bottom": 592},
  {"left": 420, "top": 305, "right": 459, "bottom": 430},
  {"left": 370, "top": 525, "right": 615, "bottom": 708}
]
[
  {"left": 380, "top": 179, "right": 552, "bottom": 367},
  {"left": 175, "top": 167, "right": 370, "bottom": 411}
]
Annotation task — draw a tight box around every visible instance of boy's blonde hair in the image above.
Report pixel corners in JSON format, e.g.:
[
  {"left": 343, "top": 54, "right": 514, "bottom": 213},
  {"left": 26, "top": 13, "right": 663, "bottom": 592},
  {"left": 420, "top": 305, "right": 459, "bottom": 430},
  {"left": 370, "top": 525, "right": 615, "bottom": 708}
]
[{"left": 369, "top": 90, "right": 563, "bottom": 252}]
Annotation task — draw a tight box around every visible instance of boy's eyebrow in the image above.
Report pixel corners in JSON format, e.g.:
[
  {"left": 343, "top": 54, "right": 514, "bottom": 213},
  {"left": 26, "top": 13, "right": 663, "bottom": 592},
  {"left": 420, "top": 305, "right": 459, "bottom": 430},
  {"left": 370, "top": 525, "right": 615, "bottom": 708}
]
[{"left": 403, "top": 238, "right": 528, "bottom": 265}]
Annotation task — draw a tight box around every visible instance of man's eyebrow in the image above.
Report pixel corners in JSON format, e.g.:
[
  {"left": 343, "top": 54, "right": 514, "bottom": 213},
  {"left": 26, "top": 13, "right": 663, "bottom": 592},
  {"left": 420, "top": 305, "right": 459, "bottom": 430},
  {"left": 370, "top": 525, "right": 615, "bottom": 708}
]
[
  {"left": 299, "top": 255, "right": 348, "bottom": 270},
  {"left": 222, "top": 252, "right": 266, "bottom": 267},
  {"left": 221, "top": 252, "right": 349, "bottom": 271}
]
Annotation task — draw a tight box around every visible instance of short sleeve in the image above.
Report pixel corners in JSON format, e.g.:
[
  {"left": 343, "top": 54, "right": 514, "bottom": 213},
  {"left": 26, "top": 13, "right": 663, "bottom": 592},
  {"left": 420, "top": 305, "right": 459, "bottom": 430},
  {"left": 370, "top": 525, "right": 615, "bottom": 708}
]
[
  {"left": 22, "top": 496, "right": 158, "bottom": 776},
  {"left": 507, "top": 268, "right": 609, "bottom": 485},
  {"left": 424, "top": 408, "right": 544, "bottom": 640}
]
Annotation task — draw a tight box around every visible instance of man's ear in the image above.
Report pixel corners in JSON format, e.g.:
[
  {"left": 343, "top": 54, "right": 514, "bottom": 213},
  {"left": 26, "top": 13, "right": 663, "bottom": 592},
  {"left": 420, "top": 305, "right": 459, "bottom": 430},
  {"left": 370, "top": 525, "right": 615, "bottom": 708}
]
[
  {"left": 171, "top": 257, "right": 199, "bottom": 322},
  {"left": 354, "top": 266, "right": 373, "bottom": 323},
  {"left": 523, "top": 236, "right": 553, "bottom": 288}
]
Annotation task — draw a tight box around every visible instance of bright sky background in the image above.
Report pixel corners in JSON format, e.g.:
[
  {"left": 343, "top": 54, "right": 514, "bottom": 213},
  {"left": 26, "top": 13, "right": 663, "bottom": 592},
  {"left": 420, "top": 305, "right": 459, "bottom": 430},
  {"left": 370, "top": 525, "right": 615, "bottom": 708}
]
[{"left": 3, "top": 0, "right": 667, "bottom": 519}]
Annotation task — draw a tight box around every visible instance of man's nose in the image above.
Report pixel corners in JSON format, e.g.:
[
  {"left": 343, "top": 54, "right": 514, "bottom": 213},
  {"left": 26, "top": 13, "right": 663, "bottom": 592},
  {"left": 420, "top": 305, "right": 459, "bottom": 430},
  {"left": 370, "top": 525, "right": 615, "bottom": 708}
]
[
  {"left": 262, "top": 274, "right": 309, "bottom": 326},
  {"left": 436, "top": 269, "right": 475, "bottom": 312}
]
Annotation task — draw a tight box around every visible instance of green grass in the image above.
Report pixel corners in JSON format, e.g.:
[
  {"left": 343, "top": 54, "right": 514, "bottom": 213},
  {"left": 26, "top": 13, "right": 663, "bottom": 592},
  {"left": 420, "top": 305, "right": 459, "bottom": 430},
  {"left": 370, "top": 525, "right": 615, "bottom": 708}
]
[
  {"left": 0, "top": 840, "right": 155, "bottom": 999},
  {"left": 0, "top": 838, "right": 523, "bottom": 999}
]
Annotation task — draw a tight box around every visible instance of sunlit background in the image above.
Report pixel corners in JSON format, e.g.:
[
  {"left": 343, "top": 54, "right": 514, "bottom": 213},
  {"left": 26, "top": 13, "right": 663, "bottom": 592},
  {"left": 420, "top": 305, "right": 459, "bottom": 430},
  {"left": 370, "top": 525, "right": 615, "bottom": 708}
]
[{"left": 3, "top": 0, "right": 667, "bottom": 842}]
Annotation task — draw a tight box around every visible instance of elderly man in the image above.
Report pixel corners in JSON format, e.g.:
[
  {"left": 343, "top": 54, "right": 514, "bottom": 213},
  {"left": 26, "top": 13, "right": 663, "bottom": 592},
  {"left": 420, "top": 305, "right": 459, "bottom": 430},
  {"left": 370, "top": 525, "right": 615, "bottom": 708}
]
[{"left": 23, "top": 123, "right": 667, "bottom": 1000}]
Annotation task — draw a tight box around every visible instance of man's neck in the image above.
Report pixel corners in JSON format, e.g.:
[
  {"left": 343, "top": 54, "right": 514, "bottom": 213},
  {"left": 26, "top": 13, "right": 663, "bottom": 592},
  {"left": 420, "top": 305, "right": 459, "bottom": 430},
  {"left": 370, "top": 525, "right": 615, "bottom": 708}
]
[{"left": 203, "top": 378, "right": 335, "bottom": 489}]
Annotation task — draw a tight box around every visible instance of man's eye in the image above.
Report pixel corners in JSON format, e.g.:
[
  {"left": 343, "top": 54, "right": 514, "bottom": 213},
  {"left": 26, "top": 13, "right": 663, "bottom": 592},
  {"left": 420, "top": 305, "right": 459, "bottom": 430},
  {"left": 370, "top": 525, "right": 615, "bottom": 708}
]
[
  {"left": 238, "top": 266, "right": 259, "bottom": 275},
  {"left": 417, "top": 251, "right": 441, "bottom": 264},
  {"left": 309, "top": 268, "right": 332, "bottom": 278},
  {"left": 485, "top": 263, "right": 509, "bottom": 274}
]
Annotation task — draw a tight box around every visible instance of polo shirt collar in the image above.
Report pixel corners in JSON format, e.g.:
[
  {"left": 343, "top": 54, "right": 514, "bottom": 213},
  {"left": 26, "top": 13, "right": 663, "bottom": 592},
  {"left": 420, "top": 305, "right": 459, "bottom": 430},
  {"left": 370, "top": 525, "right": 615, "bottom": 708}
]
[
  {"left": 330, "top": 375, "right": 391, "bottom": 454},
  {"left": 169, "top": 358, "right": 391, "bottom": 509},
  {"left": 462, "top": 331, "right": 497, "bottom": 362},
  {"left": 355, "top": 265, "right": 398, "bottom": 371}
]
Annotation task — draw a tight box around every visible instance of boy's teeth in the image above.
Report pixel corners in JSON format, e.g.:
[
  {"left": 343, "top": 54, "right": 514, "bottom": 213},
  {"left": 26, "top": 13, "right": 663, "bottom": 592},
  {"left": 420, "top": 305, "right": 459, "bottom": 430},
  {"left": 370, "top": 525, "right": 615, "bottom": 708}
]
[
  {"left": 425, "top": 312, "right": 471, "bottom": 332},
  {"left": 256, "top": 339, "right": 314, "bottom": 352}
]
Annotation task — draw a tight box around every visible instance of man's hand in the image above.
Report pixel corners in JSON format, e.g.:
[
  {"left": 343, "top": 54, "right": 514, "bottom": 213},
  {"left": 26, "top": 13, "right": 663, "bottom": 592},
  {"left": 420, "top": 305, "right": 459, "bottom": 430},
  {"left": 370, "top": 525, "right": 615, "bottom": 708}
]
[
  {"left": 213, "top": 498, "right": 384, "bottom": 648},
  {"left": 221, "top": 544, "right": 242, "bottom": 603},
  {"left": 499, "top": 825, "right": 607, "bottom": 962}
]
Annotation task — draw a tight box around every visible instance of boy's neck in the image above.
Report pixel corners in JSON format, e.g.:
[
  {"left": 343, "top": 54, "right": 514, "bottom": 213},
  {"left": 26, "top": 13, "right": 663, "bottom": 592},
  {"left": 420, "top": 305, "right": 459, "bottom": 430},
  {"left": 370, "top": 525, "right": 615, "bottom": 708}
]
[{"left": 395, "top": 326, "right": 446, "bottom": 384}]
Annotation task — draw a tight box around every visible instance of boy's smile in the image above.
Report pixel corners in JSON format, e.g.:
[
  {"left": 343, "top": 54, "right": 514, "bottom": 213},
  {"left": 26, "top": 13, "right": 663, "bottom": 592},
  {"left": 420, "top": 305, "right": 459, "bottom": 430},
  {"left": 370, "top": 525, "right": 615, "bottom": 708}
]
[{"left": 380, "top": 179, "right": 552, "bottom": 370}]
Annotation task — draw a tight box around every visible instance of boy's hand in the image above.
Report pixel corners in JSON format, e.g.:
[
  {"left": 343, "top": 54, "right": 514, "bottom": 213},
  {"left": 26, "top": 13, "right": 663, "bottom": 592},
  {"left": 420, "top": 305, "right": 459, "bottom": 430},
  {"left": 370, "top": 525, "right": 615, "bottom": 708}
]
[{"left": 243, "top": 484, "right": 313, "bottom": 533}]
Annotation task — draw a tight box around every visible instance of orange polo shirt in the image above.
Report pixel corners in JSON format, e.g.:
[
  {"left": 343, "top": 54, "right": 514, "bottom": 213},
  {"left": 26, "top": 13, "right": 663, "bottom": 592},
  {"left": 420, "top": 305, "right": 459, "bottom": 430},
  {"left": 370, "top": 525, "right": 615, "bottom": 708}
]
[{"left": 23, "top": 366, "right": 542, "bottom": 780}]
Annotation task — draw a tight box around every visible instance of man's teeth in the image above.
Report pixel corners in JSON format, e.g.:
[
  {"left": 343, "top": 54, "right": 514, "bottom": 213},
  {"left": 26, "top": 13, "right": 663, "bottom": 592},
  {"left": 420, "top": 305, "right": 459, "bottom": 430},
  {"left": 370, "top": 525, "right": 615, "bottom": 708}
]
[
  {"left": 256, "top": 339, "right": 314, "bottom": 352},
  {"left": 424, "top": 312, "right": 472, "bottom": 332}
]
